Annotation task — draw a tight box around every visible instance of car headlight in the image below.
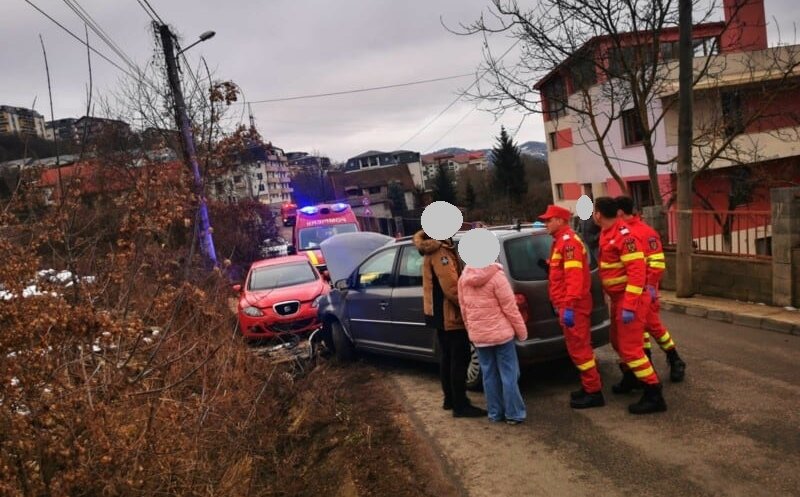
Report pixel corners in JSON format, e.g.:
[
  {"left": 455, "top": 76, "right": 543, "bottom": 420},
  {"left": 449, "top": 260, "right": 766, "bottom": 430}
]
[
  {"left": 242, "top": 306, "right": 263, "bottom": 317},
  {"left": 311, "top": 295, "right": 323, "bottom": 308}
]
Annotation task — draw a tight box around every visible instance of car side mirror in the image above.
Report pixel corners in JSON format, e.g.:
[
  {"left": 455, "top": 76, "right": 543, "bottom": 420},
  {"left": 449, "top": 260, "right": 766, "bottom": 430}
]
[
  {"left": 232, "top": 284, "right": 242, "bottom": 293},
  {"left": 335, "top": 279, "right": 349, "bottom": 291},
  {"left": 287, "top": 245, "right": 297, "bottom": 255}
]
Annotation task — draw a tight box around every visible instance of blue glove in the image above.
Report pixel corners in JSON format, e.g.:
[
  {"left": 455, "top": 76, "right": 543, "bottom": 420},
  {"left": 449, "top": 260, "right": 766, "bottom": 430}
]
[
  {"left": 562, "top": 308, "right": 575, "bottom": 328},
  {"left": 647, "top": 285, "right": 657, "bottom": 299},
  {"left": 622, "top": 309, "right": 635, "bottom": 324}
]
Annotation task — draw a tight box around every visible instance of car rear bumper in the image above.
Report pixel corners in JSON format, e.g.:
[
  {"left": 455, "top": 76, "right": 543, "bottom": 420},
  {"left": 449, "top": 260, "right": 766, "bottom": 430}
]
[{"left": 515, "top": 318, "right": 611, "bottom": 365}]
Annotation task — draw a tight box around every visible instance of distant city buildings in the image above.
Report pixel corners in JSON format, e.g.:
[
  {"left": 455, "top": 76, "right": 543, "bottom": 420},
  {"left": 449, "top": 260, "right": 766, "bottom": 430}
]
[
  {"left": 421, "top": 151, "right": 489, "bottom": 186},
  {"left": 209, "top": 144, "right": 293, "bottom": 208},
  {"left": 0, "top": 106, "right": 47, "bottom": 138},
  {"left": 344, "top": 150, "right": 424, "bottom": 189}
]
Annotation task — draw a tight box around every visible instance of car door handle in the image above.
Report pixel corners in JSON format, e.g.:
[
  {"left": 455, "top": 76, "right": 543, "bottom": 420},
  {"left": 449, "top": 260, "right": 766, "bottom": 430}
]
[{"left": 379, "top": 301, "right": 389, "bottom": 311}]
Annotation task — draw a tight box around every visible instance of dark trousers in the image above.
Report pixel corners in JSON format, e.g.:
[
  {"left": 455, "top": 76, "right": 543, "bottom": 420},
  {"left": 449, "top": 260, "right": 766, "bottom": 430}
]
[{"left": 437, "top": 328, "right": 470, "bottom": 410}]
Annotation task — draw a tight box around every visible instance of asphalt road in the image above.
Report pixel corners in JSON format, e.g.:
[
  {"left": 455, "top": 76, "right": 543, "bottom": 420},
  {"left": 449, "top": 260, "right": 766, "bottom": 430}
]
[{"left": 368, "top": 311, "right": 800, "bottom": 497}]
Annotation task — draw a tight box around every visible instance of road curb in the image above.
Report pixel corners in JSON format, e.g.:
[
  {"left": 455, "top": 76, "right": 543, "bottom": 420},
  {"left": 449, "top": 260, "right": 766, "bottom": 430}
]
[{"left": 661, "top": 299, "right": 800, "bottom": 336}]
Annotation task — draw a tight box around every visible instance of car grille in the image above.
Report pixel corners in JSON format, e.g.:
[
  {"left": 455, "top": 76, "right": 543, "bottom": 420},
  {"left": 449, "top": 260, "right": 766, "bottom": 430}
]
[
  {"left": 273, "top": 301, "right": 300, "bottom": 316},
  {"left": 270, "top": 318, "right": 315, "bottom": 333}
]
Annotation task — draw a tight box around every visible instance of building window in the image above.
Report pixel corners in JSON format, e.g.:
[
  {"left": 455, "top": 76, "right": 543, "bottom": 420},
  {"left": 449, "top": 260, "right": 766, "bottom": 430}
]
[
  {"left": 368, "top": 186, "right": 381, "bottom": 194},
  {"left": 555, "top": 183, "right": 564, "bottom": 200},
  {"left": 721, "top": 90, "right": 745, "bottom": 137},
  {"left": 542, "top": 76, "right": 567, "bottom": 119},
  {"left": 571, "top": 52, "right": 597, "bottom": 90},
  {"left": 583, "top": 183, "right": 593, "bottom": 200},
  {"left": 258, "top": 184, "right": 265, "bottom": 192},
  {"left": 257, "top": 173, "right": 263, "bottom": 180},
  {"left": 345, "top": 188, "right": 361, "bottom": 197},
  {"left": 622, "top": 108, "right": 644, "bottom": 146},
  {"left": 549, "top": 131, "right": 559, "bottom": 151},
  {"left": 233, "top": 175, "right": 242, "bottom": 184},
  {"left": 660, "top": 41, "right": 680, "bottom": 61},
  {"left": 692, "top": 36, "right": 719, "bottom": 57},
  {"left": 628, "top": 180, "right": 652, "bottom": 208}
]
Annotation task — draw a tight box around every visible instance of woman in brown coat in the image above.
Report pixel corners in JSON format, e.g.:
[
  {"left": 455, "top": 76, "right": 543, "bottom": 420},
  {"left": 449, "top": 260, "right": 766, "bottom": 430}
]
[{"left": 414, "top": 230, "right": 486, "bottom": 418}]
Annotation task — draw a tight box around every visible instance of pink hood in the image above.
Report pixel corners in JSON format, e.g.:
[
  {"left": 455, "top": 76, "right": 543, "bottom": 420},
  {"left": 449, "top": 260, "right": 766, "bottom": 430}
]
[
  {"left": 457, "top": 263, "right": 528, "bottom": 347},
  {"left": 460, "top": 263, "right": 502, "bottom": 287}
]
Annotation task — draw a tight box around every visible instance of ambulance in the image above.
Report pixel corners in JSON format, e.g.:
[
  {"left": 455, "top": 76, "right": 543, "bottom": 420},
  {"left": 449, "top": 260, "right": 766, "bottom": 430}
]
[{"left": 290, "top": 203, "right": 360, "bottom": 273}]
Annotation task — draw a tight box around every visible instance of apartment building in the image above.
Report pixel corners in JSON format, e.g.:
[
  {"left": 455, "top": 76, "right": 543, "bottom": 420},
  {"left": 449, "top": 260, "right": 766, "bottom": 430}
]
[{"left": 0, "top": 106, "right": 46, "bottom": 138}]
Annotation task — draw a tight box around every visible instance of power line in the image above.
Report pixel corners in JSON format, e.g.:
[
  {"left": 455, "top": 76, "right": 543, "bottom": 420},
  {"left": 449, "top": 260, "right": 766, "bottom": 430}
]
[
  {"left": 424, "top": 106, "right": 477, "bottom": 153},
  {"left": 23, "top": 0, "right": 138, "bottom": 79},
  {"left": 134, "top": 0, "right": 156, "bottom": 22},
  {"left": 244, "top": 73, "right": 474, "bottom": 104},
  {"left": 397, "top": 39, "right": 522, "bottom": 150},
  {"left": 62, "top": 0, "right": 138, "bottom": 73},
  {"left": 136, "top": 0, "right": 164, "bottom": 25}
]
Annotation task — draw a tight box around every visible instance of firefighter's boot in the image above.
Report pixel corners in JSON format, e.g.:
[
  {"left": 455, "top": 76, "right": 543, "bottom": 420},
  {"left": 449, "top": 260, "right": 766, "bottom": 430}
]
[
  {"left": 667, "top": 349, "right": 686, "bottom": 383},
  {"left": 628, "top": 383, "right": 667, "bottom": 414},
  {"left": 570, "top": 389, "right": 605, "bottom": 409},
  {"left": 611, "top": 364, "right": 641, "bottom": 394}
]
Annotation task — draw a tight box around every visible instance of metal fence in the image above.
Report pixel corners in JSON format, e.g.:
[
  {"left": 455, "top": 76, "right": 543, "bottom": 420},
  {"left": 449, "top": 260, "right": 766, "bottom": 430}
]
[{"left": 665, "top": 210, "right": 772, "bottom": 258}]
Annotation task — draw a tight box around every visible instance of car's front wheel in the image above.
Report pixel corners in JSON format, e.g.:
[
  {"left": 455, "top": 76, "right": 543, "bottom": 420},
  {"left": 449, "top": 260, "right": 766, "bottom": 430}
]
[
  {"left": 330, "top": 320, "right": 356, "bottom": 362},
  {"left": 466, "top": 343, "right": 483, "bottom": 391}
]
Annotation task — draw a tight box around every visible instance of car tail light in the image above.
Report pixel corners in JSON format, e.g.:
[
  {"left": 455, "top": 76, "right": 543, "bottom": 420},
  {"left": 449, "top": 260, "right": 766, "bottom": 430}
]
[{"left": 515, "top": 293, "right": 529, "bottom": 322}]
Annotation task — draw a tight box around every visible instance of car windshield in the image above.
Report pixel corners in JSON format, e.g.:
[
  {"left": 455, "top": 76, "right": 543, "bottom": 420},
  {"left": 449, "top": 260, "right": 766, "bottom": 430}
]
[
  {"left": 298, "top": 223, "right": 358, "bottom": 249},
  {"left": 248, "top": 262, "right": 317, "bottom": 291},
  {"left": 504, "top": 234, "right": 598, "bottom": 281}
]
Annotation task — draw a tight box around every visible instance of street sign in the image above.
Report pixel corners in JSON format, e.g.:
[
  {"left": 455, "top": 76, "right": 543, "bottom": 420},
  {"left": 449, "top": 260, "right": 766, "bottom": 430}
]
[
  {"left": 362, "top": 196, "right": 370, "bottom": 206},
  {"left": 363, "top": 207, "right": 373, "bottom": 216}
]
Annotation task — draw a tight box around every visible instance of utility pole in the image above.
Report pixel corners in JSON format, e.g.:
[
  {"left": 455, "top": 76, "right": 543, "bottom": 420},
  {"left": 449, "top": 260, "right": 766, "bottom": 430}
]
[
  {"left": 159, "top": 24, "right": 218, "bottom": 268},
  {"left": 675, "top": 0, "right": 693, "bottom": 297}
]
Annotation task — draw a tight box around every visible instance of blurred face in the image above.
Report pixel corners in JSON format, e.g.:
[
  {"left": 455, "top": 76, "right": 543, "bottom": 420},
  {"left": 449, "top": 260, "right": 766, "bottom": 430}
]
[{"left": 544, "top": 216, "right": 565, "bottom": 235}]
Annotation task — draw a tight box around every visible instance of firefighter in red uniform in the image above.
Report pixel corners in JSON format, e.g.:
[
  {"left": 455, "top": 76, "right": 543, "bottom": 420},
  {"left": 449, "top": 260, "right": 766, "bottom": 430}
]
[
  {"left": 539, "top": 205, "right": 605, "bottom": 409},
  {"left": 593, "top": 197, "right": 667, "bottom": 414},
  {"left": 615, "top": 196, "right": 686, "bottom": 384}
]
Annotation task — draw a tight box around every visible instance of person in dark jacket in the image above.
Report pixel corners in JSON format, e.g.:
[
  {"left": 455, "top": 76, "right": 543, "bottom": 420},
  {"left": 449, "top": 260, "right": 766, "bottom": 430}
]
[{"left": 414, "top": 230, "right": 486, "bottom": 418}]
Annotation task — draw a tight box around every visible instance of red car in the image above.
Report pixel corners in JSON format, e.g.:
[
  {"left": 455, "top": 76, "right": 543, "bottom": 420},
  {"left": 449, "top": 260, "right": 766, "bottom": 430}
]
[{"left": 233, "top": 255, "right": 330, "bottom": 340}]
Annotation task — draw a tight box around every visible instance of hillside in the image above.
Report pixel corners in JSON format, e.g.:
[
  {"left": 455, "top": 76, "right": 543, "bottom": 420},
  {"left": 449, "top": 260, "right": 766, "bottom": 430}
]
[{"left": 431, "top": 141, "right": 547, "bottom": 164}]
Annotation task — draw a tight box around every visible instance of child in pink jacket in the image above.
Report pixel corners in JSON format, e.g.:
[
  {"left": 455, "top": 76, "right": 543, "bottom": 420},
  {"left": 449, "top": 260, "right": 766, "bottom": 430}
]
[{"left": 458, "top": 262, "right": 528, "bottom": 424}]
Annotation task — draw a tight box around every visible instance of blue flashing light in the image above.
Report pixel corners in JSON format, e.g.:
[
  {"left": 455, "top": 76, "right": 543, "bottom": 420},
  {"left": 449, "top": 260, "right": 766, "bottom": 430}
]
[
  {"left": 331, "top": 202, "right": 348, "bottom": 212},
  {"left": 299, "top": 206, "right": 318, "bottom": 215},
  {"left": 533, "top": 221, "right": 546, "bottom": 227}
]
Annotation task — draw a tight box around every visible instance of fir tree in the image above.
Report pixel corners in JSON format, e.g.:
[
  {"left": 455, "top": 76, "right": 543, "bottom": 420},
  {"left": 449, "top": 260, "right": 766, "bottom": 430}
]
[
  {"left": 464, "top": 179, "right": 477, "bottom": 212},
  {"left": 432, "top": 162, "right": 458, "bottom": 205},
  {"left": 492, "top": 126, "right": 527, "bottom": 203}
]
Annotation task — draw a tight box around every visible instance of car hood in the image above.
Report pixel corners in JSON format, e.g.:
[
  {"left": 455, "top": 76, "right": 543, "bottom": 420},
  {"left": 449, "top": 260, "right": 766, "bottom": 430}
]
[
  {"left": 243, "top": 279, "right": 324, "bottom": 308},
  {"left": 320, "top": 232, "right": 395, "bottom": 284}
]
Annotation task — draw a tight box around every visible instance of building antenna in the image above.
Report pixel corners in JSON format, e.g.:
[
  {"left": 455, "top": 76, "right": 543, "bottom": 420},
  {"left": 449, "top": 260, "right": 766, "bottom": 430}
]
[{"left": 248, "top": 103, "right": 255, "bottom": 129}]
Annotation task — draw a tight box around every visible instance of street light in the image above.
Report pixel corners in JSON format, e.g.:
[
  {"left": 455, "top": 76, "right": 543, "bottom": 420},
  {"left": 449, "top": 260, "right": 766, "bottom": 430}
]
[{"left": 176, "top": 30, "right": 216, "bottom": 55}]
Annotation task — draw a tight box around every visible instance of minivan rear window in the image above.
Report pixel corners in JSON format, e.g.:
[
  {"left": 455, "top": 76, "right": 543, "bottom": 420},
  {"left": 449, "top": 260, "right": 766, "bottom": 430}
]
[{"left": 504, "top": 234, "right": 597, "bottom": 281}]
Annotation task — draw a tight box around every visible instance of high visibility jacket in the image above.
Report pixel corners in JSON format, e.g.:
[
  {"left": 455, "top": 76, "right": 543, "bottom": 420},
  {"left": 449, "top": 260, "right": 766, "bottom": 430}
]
[
  {"left": 547, "top": 226, "right": 592, "bottom": 311},
  {"left": 626, "top": 216, "right": 666, "bottom": 287},
  {"left": 598, "top": 219, "right": 647, "bottom": 311}
]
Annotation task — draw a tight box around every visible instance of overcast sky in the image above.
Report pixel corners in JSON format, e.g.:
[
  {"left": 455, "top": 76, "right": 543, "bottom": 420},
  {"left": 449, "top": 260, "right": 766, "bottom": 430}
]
[{"left": 1, "top": 1, "right": 797, "bottom": 162}]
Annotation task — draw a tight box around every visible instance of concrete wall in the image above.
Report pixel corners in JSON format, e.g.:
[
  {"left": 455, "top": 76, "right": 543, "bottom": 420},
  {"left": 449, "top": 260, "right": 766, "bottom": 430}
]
[{"left": 661, "top": 251, "right": 773, "bottom": 303}]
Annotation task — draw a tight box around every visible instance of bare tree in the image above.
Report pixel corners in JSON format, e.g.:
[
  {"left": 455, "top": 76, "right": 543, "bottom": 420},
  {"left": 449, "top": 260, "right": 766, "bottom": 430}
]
[{"left": 449, "top": 0, "right": 798, "bottom": 207}]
